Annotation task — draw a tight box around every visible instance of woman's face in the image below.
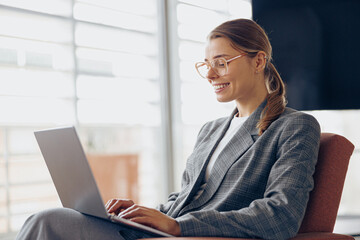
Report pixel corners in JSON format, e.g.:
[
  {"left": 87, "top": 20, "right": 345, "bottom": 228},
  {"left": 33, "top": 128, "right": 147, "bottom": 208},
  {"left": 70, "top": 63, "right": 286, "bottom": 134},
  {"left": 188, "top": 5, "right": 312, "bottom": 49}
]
[{"left": 205, "top": 37, "right": 265, "bottom": 104}]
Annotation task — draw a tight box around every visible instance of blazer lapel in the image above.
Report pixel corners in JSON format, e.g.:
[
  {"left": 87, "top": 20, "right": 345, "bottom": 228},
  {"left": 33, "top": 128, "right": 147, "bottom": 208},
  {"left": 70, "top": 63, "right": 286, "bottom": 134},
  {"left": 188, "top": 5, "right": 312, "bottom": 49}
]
[
  {"left": 178, "top": 100, "right": 266, "bottom": 216},
  {"left": 171, "top": 111, "right": 235, "bottom": 217},
  {"left": 192, "top": 112, "right": 235, "bottom": 174}
]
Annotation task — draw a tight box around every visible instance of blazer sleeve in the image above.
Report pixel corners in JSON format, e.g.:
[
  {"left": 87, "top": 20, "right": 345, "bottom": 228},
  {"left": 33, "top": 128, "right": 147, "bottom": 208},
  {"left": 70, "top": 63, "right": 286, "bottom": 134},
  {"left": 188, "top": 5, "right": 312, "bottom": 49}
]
[
  {"left": 176, "top": 114, "right": 321, "bottom": 240},
  {"left": 156, "top": 170, "right": 189, "bottom": 214}
]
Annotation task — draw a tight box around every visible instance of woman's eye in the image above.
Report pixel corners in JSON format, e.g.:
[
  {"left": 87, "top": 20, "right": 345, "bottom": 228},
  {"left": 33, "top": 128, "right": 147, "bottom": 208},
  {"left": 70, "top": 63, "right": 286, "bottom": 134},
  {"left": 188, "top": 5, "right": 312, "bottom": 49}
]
[{"left": 216, "top": 62, "right": 225, "bottom": 67}]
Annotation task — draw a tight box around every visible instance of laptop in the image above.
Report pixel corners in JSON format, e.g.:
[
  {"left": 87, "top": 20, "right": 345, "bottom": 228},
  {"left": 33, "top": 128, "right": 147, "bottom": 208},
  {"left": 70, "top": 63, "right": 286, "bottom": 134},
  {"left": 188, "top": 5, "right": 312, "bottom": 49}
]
[{"left": 34, "top": 126, "right": 174, "bottom": 237}]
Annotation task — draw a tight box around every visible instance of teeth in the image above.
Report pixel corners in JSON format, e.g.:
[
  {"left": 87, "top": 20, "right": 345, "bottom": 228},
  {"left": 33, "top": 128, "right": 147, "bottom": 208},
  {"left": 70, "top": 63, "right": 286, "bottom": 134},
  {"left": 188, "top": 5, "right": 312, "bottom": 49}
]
[{"left": 213, "top": 83, "right": 229, "bottom": 90}]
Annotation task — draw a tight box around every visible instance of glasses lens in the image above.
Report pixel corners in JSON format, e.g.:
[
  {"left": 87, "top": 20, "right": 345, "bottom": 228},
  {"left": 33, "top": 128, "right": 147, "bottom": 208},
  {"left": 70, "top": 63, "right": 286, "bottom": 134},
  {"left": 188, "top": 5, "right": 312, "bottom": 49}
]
[
  {"left": 195, "top": 58, "right": 228, "bottom": 78},
  {"left": 195, "top": 62, "right": 209, "bottom": 78},
  {"left": 213, "top": 58, "right": 227, "bottom": 76}
]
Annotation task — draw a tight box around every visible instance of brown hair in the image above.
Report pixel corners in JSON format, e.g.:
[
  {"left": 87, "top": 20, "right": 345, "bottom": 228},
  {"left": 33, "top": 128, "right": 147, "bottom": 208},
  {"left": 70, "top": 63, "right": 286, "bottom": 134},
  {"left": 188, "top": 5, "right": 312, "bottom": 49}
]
[{"left": 208, "top": 19, "right": 287, "bottom": 135}]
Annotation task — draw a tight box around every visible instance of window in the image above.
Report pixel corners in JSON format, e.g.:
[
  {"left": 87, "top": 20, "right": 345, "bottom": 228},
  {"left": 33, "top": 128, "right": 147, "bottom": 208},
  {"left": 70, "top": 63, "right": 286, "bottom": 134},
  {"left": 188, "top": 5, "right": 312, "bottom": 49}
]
[
  {"left": 0, "top": 2, "right": 74, "bottom": 234},
  {"left": 307, "top": 110, "right": 360, "bottom": 215},
  {"left": 0, "top": 0, "right": 163, "bottom": 236}
]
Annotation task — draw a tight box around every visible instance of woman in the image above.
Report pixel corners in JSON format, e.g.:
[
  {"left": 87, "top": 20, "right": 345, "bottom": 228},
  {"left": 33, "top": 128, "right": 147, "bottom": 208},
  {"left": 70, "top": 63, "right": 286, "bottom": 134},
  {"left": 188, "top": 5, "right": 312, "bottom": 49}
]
[{"left": 16, "top": 19, "right": 320, "bottom": 240}]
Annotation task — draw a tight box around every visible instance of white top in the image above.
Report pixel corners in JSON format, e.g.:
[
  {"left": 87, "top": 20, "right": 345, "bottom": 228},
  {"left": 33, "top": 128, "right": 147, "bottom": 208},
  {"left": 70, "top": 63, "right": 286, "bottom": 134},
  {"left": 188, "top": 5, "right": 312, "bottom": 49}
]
[{"left": 192, "top": 115, "right": 248, "bottom": 200}]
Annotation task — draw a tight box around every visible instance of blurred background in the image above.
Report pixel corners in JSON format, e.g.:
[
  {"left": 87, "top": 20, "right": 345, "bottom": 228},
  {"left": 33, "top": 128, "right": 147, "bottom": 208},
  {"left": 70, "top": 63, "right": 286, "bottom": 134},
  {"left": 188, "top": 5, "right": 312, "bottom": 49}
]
[{"left": 0, "top": 0, "right": 359, "bottom": 239}]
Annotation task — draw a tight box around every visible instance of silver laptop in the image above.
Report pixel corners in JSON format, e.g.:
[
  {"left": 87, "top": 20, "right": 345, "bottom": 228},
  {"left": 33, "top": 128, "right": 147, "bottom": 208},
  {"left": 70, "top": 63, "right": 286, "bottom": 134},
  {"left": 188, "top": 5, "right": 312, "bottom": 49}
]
[{"left": 34, "top": 126, "right": 173, "bottom": 237}]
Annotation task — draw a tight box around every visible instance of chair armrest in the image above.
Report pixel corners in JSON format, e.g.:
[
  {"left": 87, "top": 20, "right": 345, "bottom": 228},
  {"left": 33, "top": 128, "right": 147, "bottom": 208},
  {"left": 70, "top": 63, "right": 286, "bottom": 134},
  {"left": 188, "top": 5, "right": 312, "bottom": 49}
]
[
  {"left": 143, "top": 232, "right": 354, "bottom": 240},
  {"left": 143, "top": 238, "right": 255, "bottom": 240},
  {"left": 290, "top": 232, "right": 355, "bottom": 240}
]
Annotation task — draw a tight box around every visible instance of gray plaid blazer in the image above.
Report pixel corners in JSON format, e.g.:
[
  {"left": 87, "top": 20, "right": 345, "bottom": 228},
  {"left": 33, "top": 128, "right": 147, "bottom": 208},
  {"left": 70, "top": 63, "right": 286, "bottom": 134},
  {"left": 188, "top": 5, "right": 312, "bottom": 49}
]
[{"left": 157, "top": 101, "right": 321, "bottom": 240}]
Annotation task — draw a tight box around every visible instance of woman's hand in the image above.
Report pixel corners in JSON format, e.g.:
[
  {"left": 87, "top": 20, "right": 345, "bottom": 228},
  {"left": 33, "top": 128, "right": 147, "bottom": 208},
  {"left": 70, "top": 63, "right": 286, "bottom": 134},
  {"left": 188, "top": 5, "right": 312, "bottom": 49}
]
[
  {"left": 106, "top": 199, "right": 134, "bottom": 215},
  {"left": 118, "top": 204, "right": 181, "bottom": 236}
]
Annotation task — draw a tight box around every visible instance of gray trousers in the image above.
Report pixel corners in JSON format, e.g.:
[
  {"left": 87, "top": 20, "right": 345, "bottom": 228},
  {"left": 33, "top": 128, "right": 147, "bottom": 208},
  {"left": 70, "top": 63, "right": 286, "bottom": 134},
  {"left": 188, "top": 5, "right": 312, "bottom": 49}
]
[{"left": 15, "top": 208, "right": 155, "bottom": 240}]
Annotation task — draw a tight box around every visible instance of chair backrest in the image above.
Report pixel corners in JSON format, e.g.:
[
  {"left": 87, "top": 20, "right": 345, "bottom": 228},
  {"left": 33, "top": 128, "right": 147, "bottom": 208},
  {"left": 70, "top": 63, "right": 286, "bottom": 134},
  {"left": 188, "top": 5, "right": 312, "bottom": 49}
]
[{"left": 298, "top": 133, "right": 355, "bottom": 233}]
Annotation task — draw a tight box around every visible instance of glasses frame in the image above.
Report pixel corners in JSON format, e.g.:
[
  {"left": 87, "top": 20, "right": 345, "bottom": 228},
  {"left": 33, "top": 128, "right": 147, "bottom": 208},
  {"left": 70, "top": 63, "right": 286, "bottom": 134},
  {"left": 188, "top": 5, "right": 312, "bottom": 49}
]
[{"left": 195, "top": 53, "right": 247, "bottom": 79}]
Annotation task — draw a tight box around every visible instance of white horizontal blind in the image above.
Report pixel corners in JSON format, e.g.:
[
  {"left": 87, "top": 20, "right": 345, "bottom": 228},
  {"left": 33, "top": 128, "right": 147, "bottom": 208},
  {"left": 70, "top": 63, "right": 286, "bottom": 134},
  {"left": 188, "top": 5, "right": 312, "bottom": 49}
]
[
  {"left": 0, "top": 0, "right": 162, "bottom": 237},
  {"left": 74, "top": 0, "right": 160, "bottom": 126},
  {"left": 0, "top": 2, "right": 74, "bottom": 234},
  {"left": 0, "top": 5, "right": 75, "bottom": 125}
]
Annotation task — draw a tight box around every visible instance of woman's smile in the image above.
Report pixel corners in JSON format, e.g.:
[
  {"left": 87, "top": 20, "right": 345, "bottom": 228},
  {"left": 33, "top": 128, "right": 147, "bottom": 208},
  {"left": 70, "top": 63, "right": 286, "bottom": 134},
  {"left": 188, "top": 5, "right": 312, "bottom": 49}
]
[{"left": 212, "top": 82, "right": 230, "bottom": 93}]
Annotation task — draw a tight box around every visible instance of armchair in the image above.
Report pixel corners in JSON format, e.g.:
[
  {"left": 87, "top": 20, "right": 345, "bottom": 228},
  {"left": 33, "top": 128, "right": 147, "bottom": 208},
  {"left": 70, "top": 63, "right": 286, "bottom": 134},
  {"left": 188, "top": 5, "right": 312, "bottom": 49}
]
[{"left": 145, "top": 133, "right": 355, "bottom": 240}]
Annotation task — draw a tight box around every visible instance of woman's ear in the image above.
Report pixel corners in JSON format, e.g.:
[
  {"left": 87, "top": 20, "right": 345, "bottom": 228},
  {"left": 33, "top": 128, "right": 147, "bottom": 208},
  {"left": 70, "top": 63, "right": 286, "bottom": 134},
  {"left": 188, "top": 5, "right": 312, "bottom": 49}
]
[{"left": 254, "top": 51, "right": 267, "bottom": 73}]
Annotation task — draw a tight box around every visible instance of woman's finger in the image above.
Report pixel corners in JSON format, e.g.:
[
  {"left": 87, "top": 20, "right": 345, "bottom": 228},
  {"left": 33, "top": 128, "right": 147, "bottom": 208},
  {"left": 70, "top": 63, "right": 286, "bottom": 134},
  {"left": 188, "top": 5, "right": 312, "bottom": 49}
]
[
  {"left": 108, "top": 199, "right": 124, "bottom": 213},
  {"left": 118, "top": 204, "right": 144, "bottom": 218},
  {"left": 118, "top": 207, "right": 180, "bottom": 236},
  {"left": 107, "top": 199, "right": 135, "bottom": 214},
  {"left": 105, "top": 199, "right": 117, "bottom": 210}
]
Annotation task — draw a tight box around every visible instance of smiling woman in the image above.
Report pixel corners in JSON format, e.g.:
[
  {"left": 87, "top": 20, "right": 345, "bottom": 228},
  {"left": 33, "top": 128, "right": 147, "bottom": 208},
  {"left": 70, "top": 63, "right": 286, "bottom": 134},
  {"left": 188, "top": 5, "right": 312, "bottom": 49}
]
[{"left": 16, "top": 19, "right": 321, "bottom": 240}]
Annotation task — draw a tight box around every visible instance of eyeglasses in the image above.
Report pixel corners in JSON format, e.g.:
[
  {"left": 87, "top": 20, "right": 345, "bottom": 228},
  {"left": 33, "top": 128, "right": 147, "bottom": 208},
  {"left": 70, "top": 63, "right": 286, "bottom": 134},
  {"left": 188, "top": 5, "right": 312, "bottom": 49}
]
[{"left": 195, "top": 53, "right": 247, "bottom": 79}]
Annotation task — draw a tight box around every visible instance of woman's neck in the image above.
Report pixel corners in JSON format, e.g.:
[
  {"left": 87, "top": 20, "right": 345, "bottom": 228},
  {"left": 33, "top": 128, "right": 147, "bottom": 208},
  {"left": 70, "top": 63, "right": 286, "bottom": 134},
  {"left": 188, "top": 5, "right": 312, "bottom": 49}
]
[{"left": 235, "top": 88, "right": 268, "bottom": 117}]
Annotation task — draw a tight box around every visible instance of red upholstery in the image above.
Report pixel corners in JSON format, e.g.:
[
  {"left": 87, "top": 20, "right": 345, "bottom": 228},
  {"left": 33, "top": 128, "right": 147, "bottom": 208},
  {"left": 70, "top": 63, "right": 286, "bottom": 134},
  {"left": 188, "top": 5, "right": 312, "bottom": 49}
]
[
  {"left": 290, "top": 232, "right": 355, "bottom": 239},
  {"left": 143, "top": 133, "right": 355, "bottom": 240},
  {"left": 298, "top": 133, "right": 354, "bottom": 233}
]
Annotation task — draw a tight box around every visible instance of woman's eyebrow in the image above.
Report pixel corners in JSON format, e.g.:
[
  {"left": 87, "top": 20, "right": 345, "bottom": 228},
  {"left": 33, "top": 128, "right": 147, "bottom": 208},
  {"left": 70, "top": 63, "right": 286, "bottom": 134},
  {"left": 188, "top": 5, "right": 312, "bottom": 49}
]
[{"left": 204, "top": 54, "right": 230, "bottom": 62}]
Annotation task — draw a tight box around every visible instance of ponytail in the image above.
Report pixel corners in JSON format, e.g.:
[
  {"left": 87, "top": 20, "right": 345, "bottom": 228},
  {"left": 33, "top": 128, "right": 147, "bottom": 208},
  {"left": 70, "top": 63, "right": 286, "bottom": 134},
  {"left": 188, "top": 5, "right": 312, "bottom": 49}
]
[{"left": 257, "top": 61, "right": 287, "bottom": 135}]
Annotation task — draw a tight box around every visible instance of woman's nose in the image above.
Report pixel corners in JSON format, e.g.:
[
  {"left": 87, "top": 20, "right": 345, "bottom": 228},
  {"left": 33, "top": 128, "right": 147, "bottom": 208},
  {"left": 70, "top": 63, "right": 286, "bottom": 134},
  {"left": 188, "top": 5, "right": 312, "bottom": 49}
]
[{"left": 206, "top": 67, "right": 219, "bottom": 80}]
